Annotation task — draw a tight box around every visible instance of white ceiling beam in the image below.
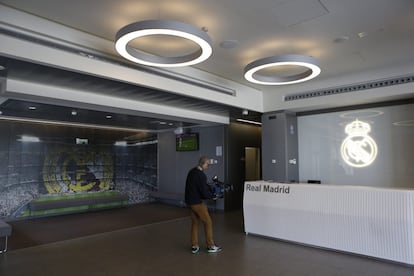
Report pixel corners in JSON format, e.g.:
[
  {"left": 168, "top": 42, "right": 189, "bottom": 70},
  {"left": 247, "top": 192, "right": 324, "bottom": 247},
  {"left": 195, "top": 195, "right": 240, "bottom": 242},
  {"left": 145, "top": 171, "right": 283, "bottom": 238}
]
[{"left": 5, "top": 78, "right": 230, "bottom": 125}]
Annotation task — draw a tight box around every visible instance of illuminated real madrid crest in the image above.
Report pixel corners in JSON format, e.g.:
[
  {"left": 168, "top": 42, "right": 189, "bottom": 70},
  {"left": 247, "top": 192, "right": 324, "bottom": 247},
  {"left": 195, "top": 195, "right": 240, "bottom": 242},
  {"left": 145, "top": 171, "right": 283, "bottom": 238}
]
[{"left": 340, "top": 119, "right": 378, "bottom": 168}]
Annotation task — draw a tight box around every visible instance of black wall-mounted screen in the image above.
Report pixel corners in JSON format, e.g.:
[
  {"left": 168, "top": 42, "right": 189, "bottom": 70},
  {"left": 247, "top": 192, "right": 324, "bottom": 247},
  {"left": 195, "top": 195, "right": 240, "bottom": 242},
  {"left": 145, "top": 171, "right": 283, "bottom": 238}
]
[{"left": 176, "top": 133, "right": 199, "bottom": 151}]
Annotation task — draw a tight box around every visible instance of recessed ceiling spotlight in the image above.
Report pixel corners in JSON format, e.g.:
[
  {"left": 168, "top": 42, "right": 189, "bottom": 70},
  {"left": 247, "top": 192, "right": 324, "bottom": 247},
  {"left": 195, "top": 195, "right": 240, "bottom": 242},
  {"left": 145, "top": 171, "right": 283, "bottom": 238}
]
[
  {"left": 333, "top": 36, "right": 349, "bottom": 43},
  {"left": 219, "top": 40, "right": 240, "bottom": 49},
  {"left": 174, "top": 127, "right": 184, "bottom": 134},
  {"left": 0, "top": 65, "right": 5, "bottom": 70},
  {"left": 115, "top": 20, "right": 213, "bottom": 67},
  {"left": 244, "top": 54, "right": 321, "bottom": 85},
  {"left": 19, "top": 135, "right": 40, "bottom": 142},
  {"left": 242, "top": 109, "right": 249, "bottom": 115},
  {"left": 71, "top": 110, "right": 77, "bottom": 116},
  {"left": 28, "top": 106, "right": 36, "bottom": 110},
  {"left": 0, "top": 111, "right": 2, "bottom": 115},
  {"left": 106, "top": 115, "right": 112, "bottom": 119},
  {"left": 159, "top": 121, "right": 167, "bottom": 125},
  {"left": 114, "top": 141, "right": 128, "bottom": 146},
  {"left": 358, "top": 32, "right": 368, "bottom": 38}
]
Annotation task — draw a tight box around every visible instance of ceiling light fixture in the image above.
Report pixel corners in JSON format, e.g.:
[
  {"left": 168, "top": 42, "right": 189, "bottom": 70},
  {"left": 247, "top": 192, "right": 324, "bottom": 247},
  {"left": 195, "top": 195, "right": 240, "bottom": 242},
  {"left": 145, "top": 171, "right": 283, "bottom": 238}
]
[
  {"left": 115, "top": 20, "right": 213, "bottom": 67},
  {"left": 244, "top": 55, "right": 321, "bottom": 85},
  {"left": 0, "top": 116, "right": 150, "bottom": 133},
  {"left": 18, "top": 135, "right": 40, "bottom": 143},
  {"left": 236, "top": 118, "right": 262, "bottom": 125},
  {"left": 358, "top": 32, "right": 368, "bottom": 38},
  {"left": 114, "top": 141, "right": 128, "bottom": 146}
]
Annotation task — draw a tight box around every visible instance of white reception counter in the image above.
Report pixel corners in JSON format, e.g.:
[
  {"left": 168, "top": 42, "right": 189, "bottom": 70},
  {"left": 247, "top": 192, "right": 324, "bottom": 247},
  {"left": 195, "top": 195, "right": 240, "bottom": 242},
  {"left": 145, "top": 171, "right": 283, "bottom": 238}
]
[{"left": 243, "top": 181, "right": 414, "bottom": 265}]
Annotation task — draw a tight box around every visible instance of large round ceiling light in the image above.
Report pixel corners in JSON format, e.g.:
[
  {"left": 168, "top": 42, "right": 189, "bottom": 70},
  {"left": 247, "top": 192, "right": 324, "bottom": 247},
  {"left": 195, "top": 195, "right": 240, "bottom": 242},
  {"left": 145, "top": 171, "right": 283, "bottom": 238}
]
[
  {"left": 244, "top": 55, "right": 321, "bottom": 85},
  {"left": 115, "top": 20, "right": 212, "bottom": 67}
]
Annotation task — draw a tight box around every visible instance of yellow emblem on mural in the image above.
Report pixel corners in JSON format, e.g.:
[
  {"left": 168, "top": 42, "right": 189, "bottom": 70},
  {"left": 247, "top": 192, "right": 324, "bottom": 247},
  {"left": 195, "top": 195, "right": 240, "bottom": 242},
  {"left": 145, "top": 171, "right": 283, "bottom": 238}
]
[{"left": 42, "top": 147, "right": 114, "bottom": 193}]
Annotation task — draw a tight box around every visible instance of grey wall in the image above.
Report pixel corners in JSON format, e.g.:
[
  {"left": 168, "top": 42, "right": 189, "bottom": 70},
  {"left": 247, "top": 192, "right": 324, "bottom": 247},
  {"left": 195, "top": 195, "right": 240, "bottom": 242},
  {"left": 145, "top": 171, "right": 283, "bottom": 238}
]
[
  {"left": 298, "top": 103, "right": 414, "bottom": 187},
  {"left": 261, "top": 112, "right": 298, "bottom": 182},
  {"left": 158, "top": 126, "right": 226, "bottom": 210},
  {"left": 158, "top": 122, "right": 261, "bottom": 211}
]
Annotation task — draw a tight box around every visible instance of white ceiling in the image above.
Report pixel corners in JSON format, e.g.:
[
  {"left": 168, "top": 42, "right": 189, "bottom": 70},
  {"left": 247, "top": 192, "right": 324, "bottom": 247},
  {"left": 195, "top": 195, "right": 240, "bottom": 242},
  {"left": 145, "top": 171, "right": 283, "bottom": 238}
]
[{"left": 1, "top": 0, "right": 414, "bottom": 122}]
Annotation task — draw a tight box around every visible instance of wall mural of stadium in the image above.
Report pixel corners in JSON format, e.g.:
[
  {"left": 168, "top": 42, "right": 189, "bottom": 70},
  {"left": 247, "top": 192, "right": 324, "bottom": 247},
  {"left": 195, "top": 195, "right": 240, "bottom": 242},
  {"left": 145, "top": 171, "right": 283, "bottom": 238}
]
[{"left": 0, "top": 121, "right": 158, "bottom": 218}]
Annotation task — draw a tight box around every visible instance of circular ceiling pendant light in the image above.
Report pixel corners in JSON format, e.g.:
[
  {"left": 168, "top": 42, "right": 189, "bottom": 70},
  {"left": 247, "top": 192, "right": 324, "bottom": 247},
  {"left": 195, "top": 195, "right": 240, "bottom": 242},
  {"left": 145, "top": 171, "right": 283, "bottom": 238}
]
[
  {"left": 115, "top": 20, "right": 213, "bottom": 67},
  {"left": 244, "top": 54, "right": 321, "bottom": 85}
]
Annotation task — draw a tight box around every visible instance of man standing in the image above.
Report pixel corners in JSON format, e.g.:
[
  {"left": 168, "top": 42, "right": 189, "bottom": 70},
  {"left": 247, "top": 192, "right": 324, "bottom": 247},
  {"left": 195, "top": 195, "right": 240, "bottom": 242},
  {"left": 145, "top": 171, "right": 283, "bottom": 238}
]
[{"left": 185, "top": 156, "right": 222, "bottom": 254}]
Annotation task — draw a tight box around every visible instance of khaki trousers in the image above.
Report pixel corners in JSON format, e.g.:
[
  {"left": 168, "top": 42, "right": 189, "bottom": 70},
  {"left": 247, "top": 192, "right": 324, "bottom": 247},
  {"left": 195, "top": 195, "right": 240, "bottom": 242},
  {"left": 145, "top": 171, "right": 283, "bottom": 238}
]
[{"left": 189, "top": 203, "right": 214, "bottom": 247}]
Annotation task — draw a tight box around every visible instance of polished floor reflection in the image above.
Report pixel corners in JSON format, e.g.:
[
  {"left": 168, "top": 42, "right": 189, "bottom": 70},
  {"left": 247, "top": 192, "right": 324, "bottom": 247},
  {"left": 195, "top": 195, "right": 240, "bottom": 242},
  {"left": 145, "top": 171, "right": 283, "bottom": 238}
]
[{"left": 1, "top": 205, "right": 413, "bottom": 276}]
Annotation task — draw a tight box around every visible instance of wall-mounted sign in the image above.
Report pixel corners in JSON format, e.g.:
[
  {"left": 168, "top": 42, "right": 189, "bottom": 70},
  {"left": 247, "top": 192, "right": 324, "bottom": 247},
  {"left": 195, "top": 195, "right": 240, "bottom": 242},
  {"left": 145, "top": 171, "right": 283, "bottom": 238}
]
[{"left": 340, "top": 119, "right": 378, "bottom": 168}]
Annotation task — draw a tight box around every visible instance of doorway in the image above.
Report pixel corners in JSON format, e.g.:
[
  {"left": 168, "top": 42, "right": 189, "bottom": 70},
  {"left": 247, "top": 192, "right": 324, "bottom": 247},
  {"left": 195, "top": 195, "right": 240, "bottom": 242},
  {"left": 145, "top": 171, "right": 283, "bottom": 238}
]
[{"left": 245, "top": 147, "right": 261, "bottom": 181}]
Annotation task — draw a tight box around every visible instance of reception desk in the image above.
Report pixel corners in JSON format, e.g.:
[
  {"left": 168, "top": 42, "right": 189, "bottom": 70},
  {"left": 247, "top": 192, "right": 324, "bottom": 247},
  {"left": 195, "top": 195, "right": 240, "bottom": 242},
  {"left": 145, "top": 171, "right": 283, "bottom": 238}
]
[{"left": 243, "top": 181, "right": 414, "bottom": 265}]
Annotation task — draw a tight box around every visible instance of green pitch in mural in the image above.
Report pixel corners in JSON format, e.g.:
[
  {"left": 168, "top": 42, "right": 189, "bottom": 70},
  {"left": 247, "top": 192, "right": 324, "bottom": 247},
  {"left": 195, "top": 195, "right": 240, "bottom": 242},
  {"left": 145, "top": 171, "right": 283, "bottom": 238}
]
[{"left": 42, "top": 147, "right": 114, "bottom": 193}]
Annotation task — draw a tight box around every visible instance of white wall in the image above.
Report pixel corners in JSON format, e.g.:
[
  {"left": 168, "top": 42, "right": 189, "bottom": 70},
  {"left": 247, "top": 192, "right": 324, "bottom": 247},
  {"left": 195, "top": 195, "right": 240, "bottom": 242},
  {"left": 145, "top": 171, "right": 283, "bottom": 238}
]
[{"left": 298, "top": 102, "right": 414, "bottom": 188}]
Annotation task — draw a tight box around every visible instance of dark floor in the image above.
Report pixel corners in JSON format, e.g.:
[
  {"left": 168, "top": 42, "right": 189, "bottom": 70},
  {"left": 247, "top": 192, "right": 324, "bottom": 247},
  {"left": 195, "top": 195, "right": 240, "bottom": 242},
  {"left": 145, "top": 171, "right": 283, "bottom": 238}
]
[
  {"left": 6, "top": 203, "right": 190, "bottom": 250},
  {"left": 1, "top": 204, "right": 414, "bottom": 276}
]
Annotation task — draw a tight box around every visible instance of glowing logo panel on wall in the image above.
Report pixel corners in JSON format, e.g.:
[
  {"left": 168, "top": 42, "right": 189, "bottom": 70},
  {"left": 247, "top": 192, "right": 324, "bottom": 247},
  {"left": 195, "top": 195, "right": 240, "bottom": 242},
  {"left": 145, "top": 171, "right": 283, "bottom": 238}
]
[{"left": 340, "top": 119, "right": 378, "bottom": 168}]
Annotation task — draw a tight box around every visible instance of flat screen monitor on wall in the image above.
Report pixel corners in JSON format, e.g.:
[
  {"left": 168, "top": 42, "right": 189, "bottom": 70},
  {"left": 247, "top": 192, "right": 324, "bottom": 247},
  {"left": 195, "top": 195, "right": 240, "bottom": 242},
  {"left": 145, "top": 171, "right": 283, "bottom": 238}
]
[{"left": 176, "top": 133, "right": 199, "bottom": 151}]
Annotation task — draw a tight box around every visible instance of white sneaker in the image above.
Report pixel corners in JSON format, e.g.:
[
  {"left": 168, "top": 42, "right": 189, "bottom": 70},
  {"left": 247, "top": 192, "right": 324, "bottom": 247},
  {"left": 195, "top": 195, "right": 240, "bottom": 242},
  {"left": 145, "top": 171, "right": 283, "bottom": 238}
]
[
  {"left": 207, "top": 245, "right": 222, "bottom": 253},
  {"left": 191, "top": 246, "right": 200, "bottom": 254}
]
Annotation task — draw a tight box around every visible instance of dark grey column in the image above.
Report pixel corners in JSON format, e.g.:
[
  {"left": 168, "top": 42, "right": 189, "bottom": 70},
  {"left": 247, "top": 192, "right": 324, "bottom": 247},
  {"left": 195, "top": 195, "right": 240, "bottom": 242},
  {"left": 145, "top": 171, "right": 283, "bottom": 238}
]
[{"left": 261, "top": 111, "right": 298, "bottom": 182}]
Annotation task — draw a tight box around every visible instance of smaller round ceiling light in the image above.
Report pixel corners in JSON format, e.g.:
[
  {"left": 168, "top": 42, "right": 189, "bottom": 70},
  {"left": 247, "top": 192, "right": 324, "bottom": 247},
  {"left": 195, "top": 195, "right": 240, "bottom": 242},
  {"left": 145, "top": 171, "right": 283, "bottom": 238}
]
[
  {"left": 244, "top": 54, "right": 321, "bottom": 85},
  {"left": 115, "top": 20, "right": 212, "bottom": 67}
]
